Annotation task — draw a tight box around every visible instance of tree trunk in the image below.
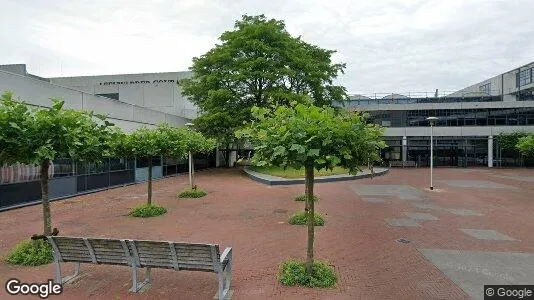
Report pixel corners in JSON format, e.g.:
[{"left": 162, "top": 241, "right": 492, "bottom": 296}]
[
  {"left": 191, "top": 153, "right": 195, "bottom": 188},
  {"left": 147, "top": 158, "right": 152, "bottom": 205},
  {"left": 305, "top": 165, "right": 315, "bottom": 276},
  {"left": 225, "top": 144, "right": 231, "bottom": 168},
  {"left": 40, "top": 160, "right": 52, "bottom": 236}
]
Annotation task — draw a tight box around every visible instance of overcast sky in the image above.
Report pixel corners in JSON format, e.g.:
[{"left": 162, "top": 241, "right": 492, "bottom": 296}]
[{"left": 1, "top": 0, "right": 533, "bottom": 94}]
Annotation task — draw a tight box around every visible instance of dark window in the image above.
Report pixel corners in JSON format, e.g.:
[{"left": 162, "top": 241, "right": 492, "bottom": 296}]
[
  {"left": 519, "top": 69, "right": 532, "bottom": 86},
  {"left": 479, "top": 83, "right": 491, "bottom": 95},
  {"left": 96, "top": 93, "right": 119, "bottom": 100}
]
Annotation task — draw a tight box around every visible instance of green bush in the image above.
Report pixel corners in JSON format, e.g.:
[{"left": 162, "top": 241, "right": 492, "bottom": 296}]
[
  {"left": 295, "top": 194, "right": 319, "bottom": 202},
  {"left": 278, "top": 259, "right": 337, "bottom": 288},
  {"left": 288, "top": 211, "right": 325, "bottom": 226},
  {"left": 6, "top": 239, "right": 54, "bottom": 266},
  {"left": 178, "top": 188, "right": 207, "bottom": 198},
  {"left": 129, "top": 204, "right": 167, "bottom": 218}
]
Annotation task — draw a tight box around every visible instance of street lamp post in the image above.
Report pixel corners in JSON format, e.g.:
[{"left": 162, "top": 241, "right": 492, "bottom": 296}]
[
  {"left": 185, "top": 123, "right": 194, "bottom": 189},
  {"left": 426, "top": 117, "right": 438, "bottom": 190}
]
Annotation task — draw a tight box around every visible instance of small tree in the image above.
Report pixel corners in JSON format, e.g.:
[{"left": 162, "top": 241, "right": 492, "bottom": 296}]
[
  {"left": 517, "top": 134, "right": 534, "bottom": 157},
  {"left": 157, "top": 124, "right": 216, "bottom": 189},
  {"left": 0, "top": 91, "right": 117, "bottom": 236},
  {"left": 238, "top": 104, "right": 385, "bottom": 277},
  {"left": 122, "top": 126, "right": 168, "bottom": 206}
]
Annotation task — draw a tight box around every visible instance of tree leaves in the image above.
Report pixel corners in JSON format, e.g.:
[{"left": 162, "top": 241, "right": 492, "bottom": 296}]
[
  {"left": 517, "top": 134, "right": 534, "bottom": 157},
  {"left": 0, "top": 92, "right": 118, "bottom": 166},
  {"left": 238, "top": 104, "right": 385, "bottom": 173},
  {"left": 119, "top": 124, "right": 216, "bottom": 160},
  {"left": 180, "top": 14, "right": 349, "bottom": 153}
]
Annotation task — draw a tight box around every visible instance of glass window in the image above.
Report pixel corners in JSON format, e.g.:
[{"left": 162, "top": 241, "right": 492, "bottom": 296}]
[
  {"left": 479, "top": 83, "right": 491, "bottom": 95},
  {"left": 519, "top": 69, "right": 532, "bottom": 86}
]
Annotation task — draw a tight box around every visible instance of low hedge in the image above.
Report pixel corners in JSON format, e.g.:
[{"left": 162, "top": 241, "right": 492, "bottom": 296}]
[
  {"left": 129, "top": 204, "right": 167, "bottom": 218},
  {"left": 278, "top": 259, "right": 337, "bottom": 288}
]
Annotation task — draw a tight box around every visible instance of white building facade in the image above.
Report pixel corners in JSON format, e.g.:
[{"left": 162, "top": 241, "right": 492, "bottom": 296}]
[
  {"left": 348, "top": 62, "right": 534, "bottom": 168},
  {"left": 0, "top": 64, "right": 214, "bottom": 210}
]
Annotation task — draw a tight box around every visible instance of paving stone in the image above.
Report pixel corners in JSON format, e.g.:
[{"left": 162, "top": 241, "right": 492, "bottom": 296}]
[
  {"left": 420, "top": 249, "right": 534, "bottom": 300},
  {"left": 495, "top": 175, "right": 534, "bottom": 182},
  {"left": 351, "top": 184, "right": 425, "bottom": 200},
  {"left": 385, "top": 218, "right": 420, "bottom": 227},
  {"left": 361, "top": 198, "right": 386, "bottom": 203},
  {"left": 445, "top": 208, "right": 483, "bottom": 216},
  {"left": 404, "top": 212, "right": 439, "bottom": 221},
  {"left": 438, "top": 180, "right": 516, "bottom": 189},
  {"left": 459, "top": 229, "right": 516, "bottom": 241},
  {"left": 411, "top": 202, "right": 442, "bottom": 210}
]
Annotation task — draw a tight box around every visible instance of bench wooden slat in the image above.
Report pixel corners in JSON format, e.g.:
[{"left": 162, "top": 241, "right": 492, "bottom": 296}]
[
  {"left": 133, "top": 248, "right": 212, "bottom": 257},
  {"left": 137, "top": 253, "right": 213, "bottom": 262}
]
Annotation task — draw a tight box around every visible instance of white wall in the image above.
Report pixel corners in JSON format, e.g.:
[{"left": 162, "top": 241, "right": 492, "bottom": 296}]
[
  {"left": 0, "top": 69, "right": 189, "bottom": 133},
  {"left": 50, "top": 71, "right": 197, "bottom": 119}
]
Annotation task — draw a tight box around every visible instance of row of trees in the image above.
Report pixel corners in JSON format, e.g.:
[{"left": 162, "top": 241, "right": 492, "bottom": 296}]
[{"left": 0, "top": 91, "right": 215, "bottom": 236}]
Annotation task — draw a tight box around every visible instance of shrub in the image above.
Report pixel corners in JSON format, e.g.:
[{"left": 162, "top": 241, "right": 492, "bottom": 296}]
[
  {"left": 288, "top": 211, "right": 325, "bottom": 226},
  {"left": 129, "top": 204, "right": 167, "bottom": 218},
  {"left": 6, "top": 239, "right": 54, "bottom": 266},
  {"left": 278, "top": 259, "right": 337, "bottom": 288},
  {"left": 178, "top": 188, "right": 207, "bottom": 198},
  {"left": 295, "top": 194, "right": 319, "bottom": 202}
]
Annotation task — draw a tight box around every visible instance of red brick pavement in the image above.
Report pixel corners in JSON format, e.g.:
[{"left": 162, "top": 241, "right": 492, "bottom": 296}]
[{"left": 0, "top": 167, "right": 533, "bottom": 299}]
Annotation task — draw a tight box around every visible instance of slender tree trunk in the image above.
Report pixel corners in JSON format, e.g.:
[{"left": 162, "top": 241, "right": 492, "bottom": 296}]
[
  {"left": 305, "top": 165, "right": 315, "bottom": 276},
  {"left": 304, "top": 180, "right": 309, "bottom": 211},
  {"left": 191, "top": 153, "right": 195, "bottom": 189},
  {"left": 40, "top": 160, "right": 52, "bottom": 236},
  {"left": 147, "top": 158, "right": 152, "bottom": 205},
  {"left": 225, "top": 143, "right": 231, "bottom": 168}
]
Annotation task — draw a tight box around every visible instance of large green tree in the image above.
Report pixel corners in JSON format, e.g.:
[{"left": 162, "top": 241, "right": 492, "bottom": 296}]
[
  {"left": 180, "top": 15, "right": 348, "bottom": 166},
  {"left": 237, "top": 104, "right": 385, "bottom": 276},
  {"left": 517, "top": 134, "right": 534, "bottom": 157},
  {"left": 0, "top": 91, "right": 118, "bottom": 235}
]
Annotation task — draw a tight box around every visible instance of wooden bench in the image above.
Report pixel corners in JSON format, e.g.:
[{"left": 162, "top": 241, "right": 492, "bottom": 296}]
[
  {"left": 47, "top": 236, "right": 233, "bottom": 299},
  {"left": 389, "top": 160, "right": 417, "bottom": 168}
]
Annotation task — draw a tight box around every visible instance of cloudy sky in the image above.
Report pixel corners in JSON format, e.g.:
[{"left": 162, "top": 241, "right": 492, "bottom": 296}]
[{"left": 1, "top": 0, "right": 533, "bottom": 94}]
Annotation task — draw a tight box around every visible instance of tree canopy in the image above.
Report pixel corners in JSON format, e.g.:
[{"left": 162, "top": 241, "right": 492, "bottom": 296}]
[
  {"left": 517, "top": 134, "right": 534, "bottom": 157},
  {"left": 180, "top": 15, "right": 348, "bottom": 162},
  {"left": 237, "top": 103, "right": 385, "bottom": 276},
  {"left": 498, "top": 132, "right": 528, "bottom": 151},
  {"left": 237, "top": 104, "right": 385, "bottom": 172},
  {"left": 120, "top": 124, "right": 216, "bottom": 205},
  {"left": 0, "top": 91, "right": 118, "bottom": 235}
]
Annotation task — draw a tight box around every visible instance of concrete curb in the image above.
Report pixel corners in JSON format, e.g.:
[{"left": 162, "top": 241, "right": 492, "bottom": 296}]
[{"left": 243, "top": 167, "right": 389, "bottom": 186}]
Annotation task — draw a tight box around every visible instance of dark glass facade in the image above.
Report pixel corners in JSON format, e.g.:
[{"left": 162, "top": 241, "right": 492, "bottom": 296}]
[
  {"left": 369, "top": 107, "right": 534, "bottom": 127},
  {"left": 382, "top": 136, "right": 534, "bottom": 168},
  {"left": 0, "top": 152, "right": 217, "bottom": 210}
]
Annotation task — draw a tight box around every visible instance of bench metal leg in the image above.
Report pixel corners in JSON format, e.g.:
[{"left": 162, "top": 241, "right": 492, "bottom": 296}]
[
  {"left": 54, "top": 262, "right": 81, "bottom": 284},
  {"left": 217, "top": 259, "right": 232, "bottom": 299},
  {"left": 130, "top": 266, "right": 151, "bottom": 293}
]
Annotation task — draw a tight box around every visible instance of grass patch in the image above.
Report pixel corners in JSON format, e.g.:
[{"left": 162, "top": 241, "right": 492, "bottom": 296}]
[
  {"left": 6, "top": 239, "right": 53, "bottom": 266},
  {"left": 178, "top": 188, "right": 207, "bottom": 198},
  {"left": 278, "top": 259, "right": 337, "bottom": 288},
  {"left": 250, "top": 166, "right": 349, "bottom": 179},
  {"left": 288, "top": 211, "right": 325, "bottom": 226},
  {"left": 129, "top": 204, "right": 167, "bottom": 218},
  {"left": 295, "top": 194, "right": 319, "bottom": 202}
]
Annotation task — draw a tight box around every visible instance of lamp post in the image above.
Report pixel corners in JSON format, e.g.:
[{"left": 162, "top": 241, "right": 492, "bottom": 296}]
[
  {"left": 185, "top": 123, "right": 194, "bottom": 189},
  {"left": 426, "top": 117, "right": 438, "bottom": 190}
]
